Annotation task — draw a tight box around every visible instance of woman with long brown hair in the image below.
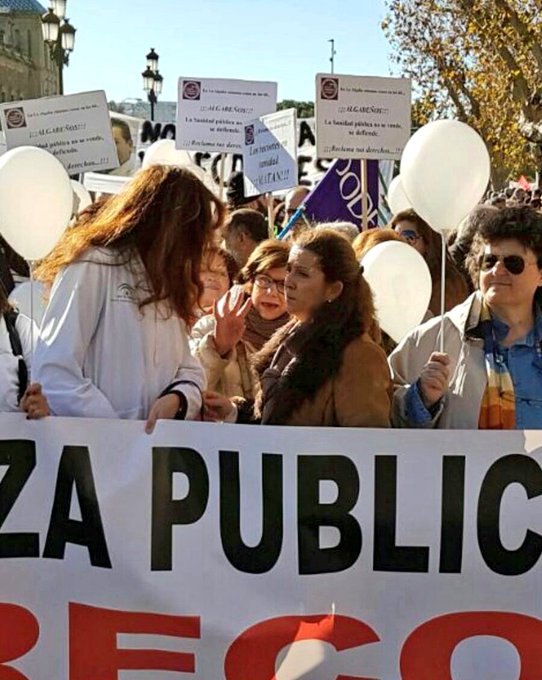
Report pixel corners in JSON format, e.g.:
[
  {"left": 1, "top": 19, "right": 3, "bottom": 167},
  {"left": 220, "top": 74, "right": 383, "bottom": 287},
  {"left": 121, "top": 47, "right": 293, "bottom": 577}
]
[
  {"left": 391, "top": 209, "right": 469, "bottom": 314},
  {"left": 33, "top": 165, "right": 225, "bottom": 430},
  {"left": 205, "top": 228, "right": 391, "bottom": 426}
]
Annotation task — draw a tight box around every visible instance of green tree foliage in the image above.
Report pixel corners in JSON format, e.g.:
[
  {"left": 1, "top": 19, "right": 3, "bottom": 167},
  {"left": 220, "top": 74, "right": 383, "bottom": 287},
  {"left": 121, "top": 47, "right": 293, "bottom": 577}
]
[
  {"left": 383, "top": 0, "right": 542, "bottom": 187},
  {"left": 277, "top": 100, "right": 315, "bottom": 118}
]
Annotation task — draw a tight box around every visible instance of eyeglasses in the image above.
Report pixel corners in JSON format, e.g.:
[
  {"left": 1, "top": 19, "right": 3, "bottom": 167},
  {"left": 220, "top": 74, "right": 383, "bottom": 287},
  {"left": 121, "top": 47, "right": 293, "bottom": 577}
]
[
  {"left": 254, "top": 274, "right": 286, "bottom": 295},
  {"left": 397, "top": 229, "right": 421, "bottom": 244},
  {"left": 479, "top": 253, "right": 539, "bottom": 275}
]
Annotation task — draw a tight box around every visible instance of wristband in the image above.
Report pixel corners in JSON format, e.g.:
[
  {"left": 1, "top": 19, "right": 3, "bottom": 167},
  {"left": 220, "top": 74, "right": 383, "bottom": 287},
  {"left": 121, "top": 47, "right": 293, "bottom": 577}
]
[{"left": 160, "top": 389, "right": 188, "bottom": 420}]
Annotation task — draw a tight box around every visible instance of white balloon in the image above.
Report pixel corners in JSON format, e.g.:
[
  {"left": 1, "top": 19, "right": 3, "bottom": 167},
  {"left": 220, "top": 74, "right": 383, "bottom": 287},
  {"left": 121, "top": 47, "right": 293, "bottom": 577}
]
[
  {"left": 400, "top": 120, "right": 490, "bottom": 233},
  {"left": 142, "top": 139, "right": 192, "bottom": 169},
  {"left": 70, "top": 180, "right": 92, "bottom": 215},
  {"left": 185, "top": 162, "right": 220, "bottom": 197},
  {"left": 0, "top": 146, "right": 72, "bottom": 260},
  {"left": 362, "top": 240, "right": 432, "bottom": 344},
  {"left": 8, "top": 281, "right": 47, "bottom": 327},
  {"left": 387, "top": 175, "right": 411, "bottom": 216}
]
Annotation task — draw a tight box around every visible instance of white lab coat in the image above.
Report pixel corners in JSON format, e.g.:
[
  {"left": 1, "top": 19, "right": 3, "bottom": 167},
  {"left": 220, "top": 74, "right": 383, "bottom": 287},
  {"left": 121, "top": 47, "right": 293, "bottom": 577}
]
[{"left": 33, "top": 247, "right": 205, "bottom": 420}]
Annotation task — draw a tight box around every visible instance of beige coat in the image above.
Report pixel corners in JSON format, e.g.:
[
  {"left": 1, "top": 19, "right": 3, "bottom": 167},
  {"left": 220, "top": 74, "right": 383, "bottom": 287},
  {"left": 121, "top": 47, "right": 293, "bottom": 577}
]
[
  {"left": 389, "top": 292, "right": 487, "bottom": 429},
  {"left": 190, "top": 314, "right": 257, "bottom": 399}
]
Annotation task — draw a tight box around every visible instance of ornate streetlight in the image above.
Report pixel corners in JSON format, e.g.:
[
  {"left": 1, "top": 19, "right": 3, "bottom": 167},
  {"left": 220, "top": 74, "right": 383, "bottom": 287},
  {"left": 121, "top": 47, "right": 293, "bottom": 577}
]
[
  {"left": 142, "top": 48, "right": 163, "bottom": 120},
  {"left": 41, "top": 0, "right": 76, "bottom": 95}
]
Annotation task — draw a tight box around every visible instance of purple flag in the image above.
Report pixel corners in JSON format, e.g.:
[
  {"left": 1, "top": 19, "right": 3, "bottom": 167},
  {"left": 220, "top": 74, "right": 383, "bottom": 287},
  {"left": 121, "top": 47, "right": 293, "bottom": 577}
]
[{"left": 303, "top": 159, "right": 379, "bottom": 229}]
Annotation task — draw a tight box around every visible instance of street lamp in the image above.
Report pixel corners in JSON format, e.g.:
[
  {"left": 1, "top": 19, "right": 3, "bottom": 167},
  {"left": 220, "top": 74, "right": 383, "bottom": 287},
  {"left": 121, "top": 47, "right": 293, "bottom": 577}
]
[
  {"left": 142, "top": 48, "right": 163, "bottom": 121},
  {"left": 41, "top": 1, "right": 76, "bottom": 95},
  {"left": 328, "top": 38, "right": 336, "bottom": 74}
]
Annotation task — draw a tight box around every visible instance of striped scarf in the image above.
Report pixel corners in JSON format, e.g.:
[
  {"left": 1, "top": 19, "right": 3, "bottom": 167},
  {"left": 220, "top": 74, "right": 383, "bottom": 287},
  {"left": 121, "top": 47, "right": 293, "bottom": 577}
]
[{"left": 478, "top": 302, "right": 516, "bottom": 430}]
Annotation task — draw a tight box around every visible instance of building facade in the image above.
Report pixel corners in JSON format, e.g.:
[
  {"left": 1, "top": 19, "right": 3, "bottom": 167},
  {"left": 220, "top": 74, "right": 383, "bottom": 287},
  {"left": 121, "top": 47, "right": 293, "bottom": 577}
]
[{"left": 0, "top": 0, "right": 59, "bottom": 103}]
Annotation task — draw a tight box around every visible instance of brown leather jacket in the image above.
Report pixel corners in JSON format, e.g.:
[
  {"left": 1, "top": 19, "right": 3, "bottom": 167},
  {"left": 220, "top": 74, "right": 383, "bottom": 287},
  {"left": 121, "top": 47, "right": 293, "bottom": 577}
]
[{"left": 253, "top": 323, "right": 392, "bottom": 427}]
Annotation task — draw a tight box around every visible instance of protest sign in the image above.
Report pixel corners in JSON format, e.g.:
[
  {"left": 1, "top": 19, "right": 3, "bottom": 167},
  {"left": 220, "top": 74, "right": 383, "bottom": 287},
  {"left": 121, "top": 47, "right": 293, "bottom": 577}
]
[
  {"left": 242, "top": 108, "right": 297, "bottom": 197},
  {"left": 315, "top": 73, "right": 411, "bottom": 160},
  {"left": 175, "top": 77, "right": 277, "bottom": 153},
  {"left": 83, "top": 171, "right": 131, "bottom": 195},
  {"left": 1, "top": 414, "right": 541, "bottom": 679},
  {"left": 0, "top": 91, "right": 118, "bottom": 174}
]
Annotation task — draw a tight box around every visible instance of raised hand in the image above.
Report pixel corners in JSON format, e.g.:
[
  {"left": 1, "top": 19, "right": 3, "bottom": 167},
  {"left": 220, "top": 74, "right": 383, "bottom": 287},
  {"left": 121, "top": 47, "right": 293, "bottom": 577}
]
[{"left": 212, "top": 290, "right": 252, "bottom": 357}]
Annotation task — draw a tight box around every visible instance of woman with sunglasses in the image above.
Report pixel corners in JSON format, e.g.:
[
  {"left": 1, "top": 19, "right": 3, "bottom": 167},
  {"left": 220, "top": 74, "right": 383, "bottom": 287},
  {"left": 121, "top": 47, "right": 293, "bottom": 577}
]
[
  {"left": 390, "top": 206, "right": 542, "bottom": 429},
  {"left": 191, "top": 240, "right": 290, "bottom": 399},
  {"left": 391, "top": 209, "right": 468, "bottom": 315}
]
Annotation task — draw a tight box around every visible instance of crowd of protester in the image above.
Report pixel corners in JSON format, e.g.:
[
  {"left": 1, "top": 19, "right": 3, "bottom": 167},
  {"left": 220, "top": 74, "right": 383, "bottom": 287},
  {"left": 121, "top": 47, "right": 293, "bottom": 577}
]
[{"left": 2, "top": 164, "right": 542, "bottom": 431}]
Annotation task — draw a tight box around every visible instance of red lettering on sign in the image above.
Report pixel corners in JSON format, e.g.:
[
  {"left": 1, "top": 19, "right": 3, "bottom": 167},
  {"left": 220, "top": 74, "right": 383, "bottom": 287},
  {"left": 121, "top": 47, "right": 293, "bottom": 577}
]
[
  {"left": 401, "top": 611, "right": 542, "bottom": 679},
  {"left": 69, "top": 603, "right": 200, "bottom": 679},
  {"left": 0, "top": 603, "right": 39, "bottom": 680},
  {"left": 225, "top": 614, "right": 379, "bottom": 680}
]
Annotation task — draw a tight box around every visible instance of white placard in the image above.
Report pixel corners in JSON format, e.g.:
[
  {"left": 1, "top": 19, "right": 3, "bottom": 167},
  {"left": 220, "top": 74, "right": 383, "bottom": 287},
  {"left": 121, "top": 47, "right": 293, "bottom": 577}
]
[
  {"left": 0, "top": 90, "right": 119, "bottom": 174},
  {"left": 316, "top": 73, "right": 411, "bottom": 160},
  {"left": 83, "top": 171, "right": 131, "bottom": 195},
  {"left": 175, "top": 77, "right": 277, "bottom": 153},
  {"left": 243, "top": 108, "right": 297, "bottom": 197},
  {"left": 1, "top": 414, "right": 542, "bottom": 679}
]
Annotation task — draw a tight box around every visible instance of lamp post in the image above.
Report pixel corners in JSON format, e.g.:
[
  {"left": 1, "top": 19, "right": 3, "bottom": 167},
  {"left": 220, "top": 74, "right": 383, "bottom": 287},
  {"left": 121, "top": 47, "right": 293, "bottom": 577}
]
[
  {"left": 328, "top": 38, "right": 336, "bottom": 74},
  {"left": 41, "top": 0, "right": 76, "bottom": 95},
  {"left": 142, "top": 48, "right": 163, "bottom": 121}
]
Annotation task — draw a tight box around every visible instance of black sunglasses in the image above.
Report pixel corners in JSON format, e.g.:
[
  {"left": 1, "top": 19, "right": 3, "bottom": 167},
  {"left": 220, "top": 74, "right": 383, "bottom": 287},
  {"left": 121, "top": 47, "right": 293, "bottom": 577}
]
[{"left": 479, "top": 253, "right": 536, "bottom": 275}]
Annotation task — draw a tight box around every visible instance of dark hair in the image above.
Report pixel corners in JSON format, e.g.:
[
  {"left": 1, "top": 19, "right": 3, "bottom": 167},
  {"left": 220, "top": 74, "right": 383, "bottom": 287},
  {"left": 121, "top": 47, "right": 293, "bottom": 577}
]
[
  {"left": 226, "top": 171, "right": 262, "bottom": 208},
  {"left": 252, "top": 228, "right": 380, "bottom": 424},
  {"left": 110, "top": 118, "right": 133, "bottom": 144},
  {"left": 0, "top": 281, "right": 11, "bottom": 314},
  {"left": 456, "top": 205, "right": 498, "bottom": 246},
  {"left": 35, "top": 165, "right": 225, "bottom": 326},
  {"left": 237, "top": 239, "right": 289, "bottom": 285},
  {"left": 201, "top": 245, "right": 239, "bottom": 286},
  {"left": 296, "top": 227, "right": 378, "bottom": 338},
  {"left": 226, "top": 208, "right": 268, "bottom": 243},
  {"left": 466, "top": 206, "right": 542, "bottom": 301}
]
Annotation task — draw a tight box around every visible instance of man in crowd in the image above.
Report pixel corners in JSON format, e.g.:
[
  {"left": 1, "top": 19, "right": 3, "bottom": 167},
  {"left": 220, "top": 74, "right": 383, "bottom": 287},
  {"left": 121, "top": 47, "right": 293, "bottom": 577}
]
[
  {"left": 222, "top": 209, "right": 268, "bottom": 266},
  {"left": 282, "top": 185, "right": 310, "bottom": 227},
  {"left": 105, "top": 118, "right": 137, "bottom": 177},
  {"left": 0, "top": 235, "right": 29, "bottom": 295},
  {"left": 226, "top": 171, "right": 267, "bottom": 214}
]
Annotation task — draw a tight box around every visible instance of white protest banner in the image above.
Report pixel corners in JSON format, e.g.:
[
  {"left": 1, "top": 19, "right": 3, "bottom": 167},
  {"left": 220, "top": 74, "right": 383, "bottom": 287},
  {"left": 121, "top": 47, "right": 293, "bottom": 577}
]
[
  {"left": 243, "top": 108, "right": 298, "bottom": 197},
  {"left": 316, "top": 73, "right": 411, "bottom": 160},
  {"left": 83, "top": 171, "right": 131, "bottom": 195},
  {"left": 175, "top": 77, "right": 277, "bottom": 153},
  {"left": 0, "top": 91, "right": 118, "bottom": 174},
  {"left": 1, "top": 414, "right": 542, "bottom": 679}
]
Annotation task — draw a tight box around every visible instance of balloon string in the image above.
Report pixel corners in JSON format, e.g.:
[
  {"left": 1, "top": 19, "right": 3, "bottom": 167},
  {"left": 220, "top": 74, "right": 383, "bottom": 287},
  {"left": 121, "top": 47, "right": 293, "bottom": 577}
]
[
  {"left": 29, "top": 261, "right": 35, "bottom": 377},
  {"left": 440, "top": 235, "right": 446, "bottom": 354}
]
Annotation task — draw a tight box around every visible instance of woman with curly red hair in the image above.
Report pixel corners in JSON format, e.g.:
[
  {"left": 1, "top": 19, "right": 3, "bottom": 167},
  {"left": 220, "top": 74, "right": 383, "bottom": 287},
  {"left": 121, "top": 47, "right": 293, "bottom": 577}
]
[{"left": 33, "top": 165, "right": 225, "bottom": 431}]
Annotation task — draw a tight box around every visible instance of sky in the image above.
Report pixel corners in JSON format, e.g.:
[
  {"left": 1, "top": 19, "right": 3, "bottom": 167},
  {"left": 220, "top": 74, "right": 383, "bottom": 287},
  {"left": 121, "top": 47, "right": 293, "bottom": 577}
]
[{"left": 63, "top": 0, "right": 394, "bottom": 104}]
